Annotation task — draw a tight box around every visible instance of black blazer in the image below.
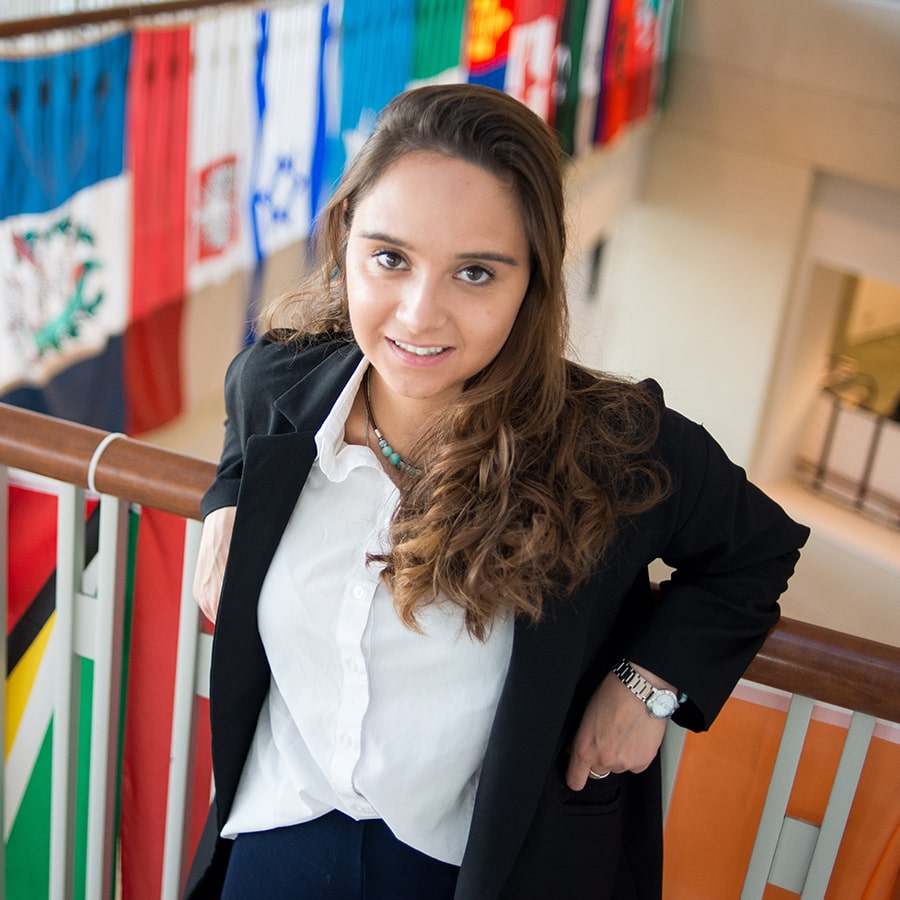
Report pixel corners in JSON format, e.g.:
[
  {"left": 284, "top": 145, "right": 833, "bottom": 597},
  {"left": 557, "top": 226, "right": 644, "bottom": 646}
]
[{"left": 185, "top": 335, "right": 809, "bottom": 899}]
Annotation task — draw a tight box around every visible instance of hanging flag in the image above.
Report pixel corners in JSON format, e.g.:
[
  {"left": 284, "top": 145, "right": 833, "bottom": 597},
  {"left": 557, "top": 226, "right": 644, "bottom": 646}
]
[
  {"left": 186, "top": 7, "right": 258, "bottom": 292},
  {"left": 0, "top": 33, "right": 130, "bottom": 221},
  {"left": 5, "top": 475, "right": 130, "bottom": 900},
  {"left": 553, "top": 0, "right": 590, "bottom": 153},
  {"left": 125, "top": 27, "right": 192, "bottom": 436},
  {"left": 572, "top": 0, "right": 611, "bottom": 155},
  {"left": 311, "top": 1, "right": 342, "bottom": 218},
  {"left": 596, "top": 0, "right": 634, "bottom": 145},
  {"left": 340, "top": 0, "right": 415, "bottom": 166},
  {"left": 409, "top": 0, "right": 467, "bottom": 86},
  {"left": 0, "top": 34, "right": 132, "bottom": 433},
  {"left": 250, "top": 2, "right": 324, "bottom": 260},
  {"left": 467, "top": 0, "right": 515, "bottom": 90},
  {"left": 626, "top": 0, "right": 659, "bottom": 124},
  {"left": 503, "top": 0, "right": 564, "bottom": 122},
  {"left": 119, "top": 507, "right": 213, "bottom": 900},
  {"left": 5, "top": 475, "right": 70, "bottom": 900}
]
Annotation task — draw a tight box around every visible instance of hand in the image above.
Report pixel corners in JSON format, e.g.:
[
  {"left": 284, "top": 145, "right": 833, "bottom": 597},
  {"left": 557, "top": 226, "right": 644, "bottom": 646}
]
[
  {"left": 192, "top": 505, "right": 236, "bottom": 623},
  {"left": 565, "top": 662, "right": 672, "bottom": 790}
]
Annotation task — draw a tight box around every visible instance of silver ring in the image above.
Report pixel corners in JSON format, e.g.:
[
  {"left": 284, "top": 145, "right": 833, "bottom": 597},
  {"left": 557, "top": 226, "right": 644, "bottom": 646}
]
[{"left": 588, "top": 768, "right": 610, "bottom": 780}]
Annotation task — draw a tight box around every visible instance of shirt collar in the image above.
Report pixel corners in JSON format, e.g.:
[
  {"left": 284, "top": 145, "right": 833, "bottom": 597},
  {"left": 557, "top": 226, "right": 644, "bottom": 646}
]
[{"left": 315, "top": 357, "right": 382, "bottom": 483}]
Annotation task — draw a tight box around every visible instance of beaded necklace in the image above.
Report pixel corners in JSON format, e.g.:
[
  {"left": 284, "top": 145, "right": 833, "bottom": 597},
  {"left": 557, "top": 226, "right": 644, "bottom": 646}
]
[{"left": 363, "top": 369, "right": 422, "bottom": 478}]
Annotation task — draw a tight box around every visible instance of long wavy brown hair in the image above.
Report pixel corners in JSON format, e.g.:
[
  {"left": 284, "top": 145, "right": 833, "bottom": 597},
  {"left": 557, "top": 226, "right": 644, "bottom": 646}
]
[{"left": 262, "top": 84, "right": 670, "bottom": 639}]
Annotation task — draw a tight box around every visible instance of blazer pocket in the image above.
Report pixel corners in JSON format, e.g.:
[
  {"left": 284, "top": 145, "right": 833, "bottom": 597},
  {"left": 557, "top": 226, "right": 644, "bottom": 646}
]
[{"left": 560, "top": 775, "right": 622, "bottom": 816}]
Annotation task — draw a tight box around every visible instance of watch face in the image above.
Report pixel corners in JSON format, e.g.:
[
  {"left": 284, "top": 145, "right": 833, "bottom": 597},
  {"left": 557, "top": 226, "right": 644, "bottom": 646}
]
[{"left": 647, "top": 690, "right": 679, "bottom": 719}]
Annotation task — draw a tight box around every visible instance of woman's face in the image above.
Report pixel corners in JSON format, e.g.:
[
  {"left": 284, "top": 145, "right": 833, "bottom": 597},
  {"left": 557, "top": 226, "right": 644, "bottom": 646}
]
[{"left": 345, "top": 151, "right": 531, "bottom": 415}]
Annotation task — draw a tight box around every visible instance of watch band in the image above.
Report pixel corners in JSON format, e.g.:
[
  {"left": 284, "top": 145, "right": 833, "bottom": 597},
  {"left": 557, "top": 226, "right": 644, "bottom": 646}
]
[
  {"left": 612, "top": 659, "right": 682, "bottom": 718},
  {"left": 612, "top": 660, "right": 657, "bottom": 701}
]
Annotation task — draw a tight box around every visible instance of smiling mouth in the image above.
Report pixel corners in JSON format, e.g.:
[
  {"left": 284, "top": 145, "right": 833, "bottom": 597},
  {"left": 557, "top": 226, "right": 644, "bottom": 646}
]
[{"left": 391, "top": 339, "right": 449, "bottom": 357}]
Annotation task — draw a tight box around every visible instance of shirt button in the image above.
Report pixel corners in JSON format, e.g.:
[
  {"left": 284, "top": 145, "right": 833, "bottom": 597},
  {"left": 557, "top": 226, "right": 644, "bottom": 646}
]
[
  {"left": 340, "top": 734, "right": 354, "bottom": 749},
  {"left": 352, "top": 585, "right": 366, "bottom": 600}
]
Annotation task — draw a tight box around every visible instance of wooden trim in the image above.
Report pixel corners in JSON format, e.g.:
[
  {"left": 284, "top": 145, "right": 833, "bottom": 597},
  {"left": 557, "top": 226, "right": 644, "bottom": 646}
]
[{"left": 2, "top": 400, "right": 899, "bottom": 721}]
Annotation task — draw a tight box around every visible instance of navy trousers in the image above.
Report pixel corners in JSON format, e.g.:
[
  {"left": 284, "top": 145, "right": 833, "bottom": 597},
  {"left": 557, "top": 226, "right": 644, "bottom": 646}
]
[{"left": 220, "top": 811, "right": 460, "bottom": 899}]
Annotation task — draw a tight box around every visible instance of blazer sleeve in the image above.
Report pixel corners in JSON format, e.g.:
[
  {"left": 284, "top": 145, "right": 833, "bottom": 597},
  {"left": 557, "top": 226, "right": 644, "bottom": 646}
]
[
  {"left": 623, "top": 400, "right": 810, "bottom": 732},
  {"left": 199, "top": 337, "right": 308, "bottom": 518}
]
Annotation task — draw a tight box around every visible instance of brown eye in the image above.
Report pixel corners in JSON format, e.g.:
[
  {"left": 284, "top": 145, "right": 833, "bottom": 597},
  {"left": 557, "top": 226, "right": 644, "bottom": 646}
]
[
  {"left": 457, "top": 265, "right": 493, "bottom": 285},
  {"left": 375, "top": 251, "right": 407, "bottom": 270}
]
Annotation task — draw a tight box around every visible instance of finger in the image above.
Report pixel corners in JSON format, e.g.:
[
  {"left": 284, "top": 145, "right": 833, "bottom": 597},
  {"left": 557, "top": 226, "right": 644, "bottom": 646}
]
[
  {"left": 565, "top": 749, "right": 595, "bottom": 791},
  {"left": 201, "top": 597, "right": 218, "bottom": 624}
]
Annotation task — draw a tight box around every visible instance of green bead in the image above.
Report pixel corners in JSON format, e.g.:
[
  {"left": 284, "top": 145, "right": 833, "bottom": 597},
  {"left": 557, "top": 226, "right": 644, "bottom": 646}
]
[{"left": 389, "top": 451, "right": 401, "bottom": 466}]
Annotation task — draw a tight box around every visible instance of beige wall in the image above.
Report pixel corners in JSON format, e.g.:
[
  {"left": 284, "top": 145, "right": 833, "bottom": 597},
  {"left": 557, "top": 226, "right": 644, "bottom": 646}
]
[{"left": 566, "top": 0, "right": 900, "bottom": 643}]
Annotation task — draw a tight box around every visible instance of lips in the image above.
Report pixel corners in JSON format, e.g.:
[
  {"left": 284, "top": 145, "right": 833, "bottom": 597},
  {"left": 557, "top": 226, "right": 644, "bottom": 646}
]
[{"left": 390, "top": 339, "right": 449, "bottom": 357}]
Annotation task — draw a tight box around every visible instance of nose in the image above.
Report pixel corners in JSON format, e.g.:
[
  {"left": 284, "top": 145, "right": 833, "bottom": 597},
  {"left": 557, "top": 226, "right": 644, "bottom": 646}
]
[{"left": 395, "top": 273, "right": 448, "bottom": 334}]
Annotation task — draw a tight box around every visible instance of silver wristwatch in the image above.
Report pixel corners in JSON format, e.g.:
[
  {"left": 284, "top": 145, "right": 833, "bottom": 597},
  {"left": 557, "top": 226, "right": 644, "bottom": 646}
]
[{"left": 612, "top": 660, "right": 682, "bottom": 719}]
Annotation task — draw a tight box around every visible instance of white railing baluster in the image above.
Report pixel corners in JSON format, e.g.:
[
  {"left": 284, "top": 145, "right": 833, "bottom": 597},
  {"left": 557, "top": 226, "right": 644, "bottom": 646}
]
[
  {"left": 741, "top": 694, "right": 815, "bottom": 900},
  {"left": 50, "top": 483, "right": 84, "bottom": 900},
  {"left": 84, "top": 494, "right": 129, "bottom": 900},
  {"left": 161, "top": 517, "right": 204, "bottom": 900},
  {"left": 801, "top": 711, "right": 877, "bottom": 899}
]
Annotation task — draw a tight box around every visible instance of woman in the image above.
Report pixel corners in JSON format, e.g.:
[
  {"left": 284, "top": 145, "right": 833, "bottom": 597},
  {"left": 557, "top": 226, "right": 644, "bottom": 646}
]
[{"left": 186, "top": 84, "right": 809, "bottom": 899}]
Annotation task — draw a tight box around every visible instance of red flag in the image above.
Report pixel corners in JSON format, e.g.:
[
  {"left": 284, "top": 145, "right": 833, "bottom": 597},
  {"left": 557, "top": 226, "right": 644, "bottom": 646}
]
[
  {"left": 626, "top": 0, "right": 658, "bottom": 123},
  {"left": 125, "top": 28, "right": 192, "bottom": 435},
  {"left": 7, "top": 484, "right": 57, "bottom": 635},
  {"left": 596, "top": 0, "right": 633, "bottom": 145},
  {"left": 119, "top": 507, "right": 212, "bottom": 899}
]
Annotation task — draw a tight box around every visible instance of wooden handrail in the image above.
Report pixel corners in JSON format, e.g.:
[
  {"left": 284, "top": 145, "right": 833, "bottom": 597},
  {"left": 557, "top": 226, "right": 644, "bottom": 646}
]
[
  {"left": 0, "top": 401, "right": 214, "bottom": 520},
  {"left": 745, "top": 617, "right": 900, "bottom": 723},
  {"left": 2, "top": 400, "right": 899, "bottom": 722}
]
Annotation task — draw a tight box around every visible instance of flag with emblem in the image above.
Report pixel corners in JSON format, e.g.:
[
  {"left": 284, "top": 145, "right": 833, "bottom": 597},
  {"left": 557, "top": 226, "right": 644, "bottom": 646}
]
[
  {"left": 250, "top": 2, "right": 325, "bottom": 261},
  {"left": 0, "top": 33, "right": 132, "bottom": 432},
  {"left": 503, "top": 0, "right": 564, "bottom": 122},
  {"left": 186, "top": 6, "right": 258, "bottom": 292},
  {"left": 467, "top": 0, "right": 515, "bottom": 90}
]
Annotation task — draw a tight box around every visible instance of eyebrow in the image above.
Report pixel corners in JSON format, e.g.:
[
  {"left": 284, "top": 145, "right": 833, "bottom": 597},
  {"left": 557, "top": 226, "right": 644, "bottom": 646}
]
[{"left": 357, "top": 230, "right": 522, "bottom": 267}]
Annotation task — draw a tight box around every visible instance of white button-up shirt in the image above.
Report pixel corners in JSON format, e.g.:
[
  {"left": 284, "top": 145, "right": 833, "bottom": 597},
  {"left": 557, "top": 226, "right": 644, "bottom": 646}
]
[{"left": 222, "top": 360, "right": 514, "bottom": 865}]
